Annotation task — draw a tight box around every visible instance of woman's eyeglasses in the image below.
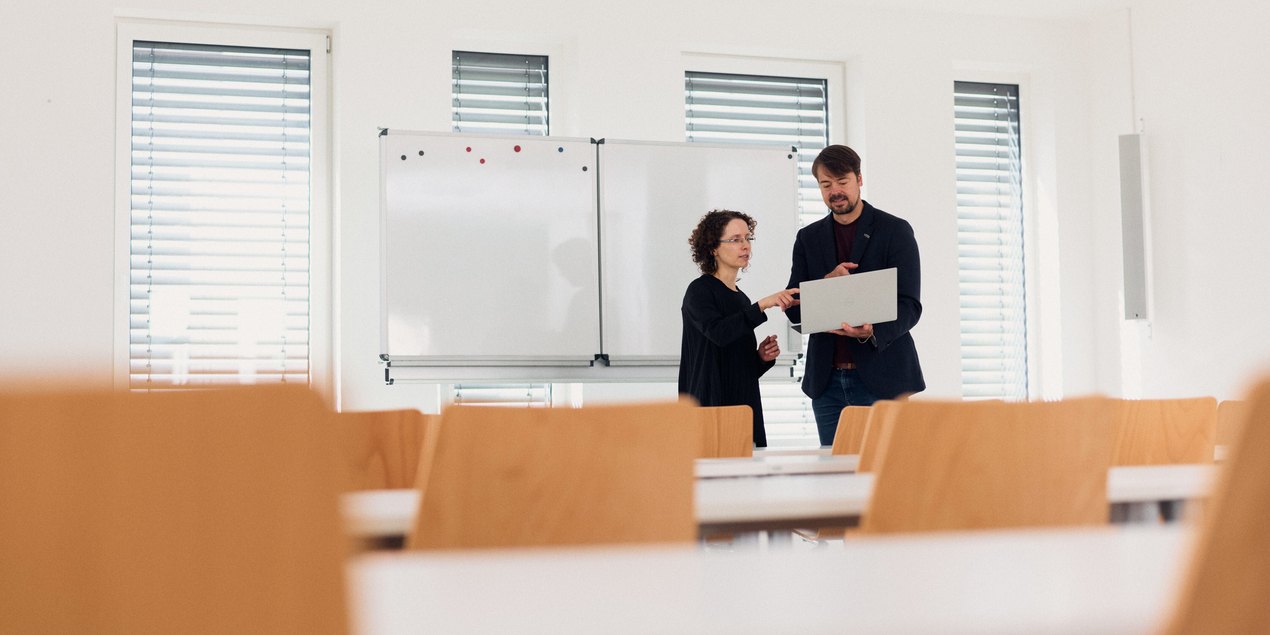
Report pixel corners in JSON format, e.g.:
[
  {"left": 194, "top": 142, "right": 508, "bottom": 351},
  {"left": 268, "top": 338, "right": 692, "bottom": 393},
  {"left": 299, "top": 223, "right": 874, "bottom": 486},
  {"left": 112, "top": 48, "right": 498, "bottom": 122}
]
[{"left": 719, "top": 236, "right": 756, "bottom": 244}]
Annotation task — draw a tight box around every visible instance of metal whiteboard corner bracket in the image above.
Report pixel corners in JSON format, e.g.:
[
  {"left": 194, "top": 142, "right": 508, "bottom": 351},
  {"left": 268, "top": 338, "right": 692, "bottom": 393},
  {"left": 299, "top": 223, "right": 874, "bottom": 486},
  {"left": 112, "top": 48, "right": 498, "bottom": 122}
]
[
  {"left": 593, "top": 353, "right": 610, "bottom": 366},
  {"left": 791, "top": 145, "right": 797, "bottom": 153},
  {"left": 378, "top": 128, "right": 388, "bottom": 136},
  {"left": 379, "top": 354, "right": 389, "bottom": 362}
]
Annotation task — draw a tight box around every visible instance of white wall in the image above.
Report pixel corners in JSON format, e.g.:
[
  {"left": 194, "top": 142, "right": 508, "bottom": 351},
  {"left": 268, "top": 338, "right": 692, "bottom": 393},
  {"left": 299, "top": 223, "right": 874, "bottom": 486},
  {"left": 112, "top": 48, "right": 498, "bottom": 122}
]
[
  {"left": 1, "top": 0, "right": 1112, "bottom": 409},
  {"left": 1086, "top": 0, "right": 1270, "bottom": 401}
]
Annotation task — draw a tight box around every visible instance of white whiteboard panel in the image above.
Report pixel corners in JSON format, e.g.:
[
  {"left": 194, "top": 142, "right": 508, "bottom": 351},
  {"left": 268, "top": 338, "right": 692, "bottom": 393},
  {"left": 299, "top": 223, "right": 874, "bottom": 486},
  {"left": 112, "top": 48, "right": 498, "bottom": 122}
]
[
  {"left": 380, "top": 131, "right": 600, "bottom": 362},
  {"left": 598, "top": 140, "right": 800, "bottom": 363}
]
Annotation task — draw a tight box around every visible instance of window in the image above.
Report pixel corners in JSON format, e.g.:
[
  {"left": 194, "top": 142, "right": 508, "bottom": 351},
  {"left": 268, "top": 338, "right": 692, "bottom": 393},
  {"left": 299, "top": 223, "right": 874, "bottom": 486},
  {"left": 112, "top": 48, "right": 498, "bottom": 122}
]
[
  {"left": 685, "top": 70, "right": 829, "bottom": 445},
  {"left": 452, "top": 51, "right": 548, "bottom": 135},
  {"left": 124, "top": 38, "right": 323, "bottom": 390},
  {"left": 954, "top": 81, "right": 1027, "bottom": 400},
  {"left": 453, "top": 384, "right": 553, "bottom": 407},
  {"left": 449, "top": 51, "right": 552, "bottom": 402}
]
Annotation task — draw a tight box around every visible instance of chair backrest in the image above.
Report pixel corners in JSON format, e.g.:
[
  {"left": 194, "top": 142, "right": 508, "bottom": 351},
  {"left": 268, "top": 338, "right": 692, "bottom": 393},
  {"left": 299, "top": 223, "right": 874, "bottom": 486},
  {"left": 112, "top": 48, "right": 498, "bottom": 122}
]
[
  {"left": 1111, "top": 397, "right": 1217, "bottom": 465},
  {"left": 409, "top": 401, "right": 697, "bottom": 550},
  {"left": 1216, "top": 399, "right": 1249, "bottom": 447},
  {"left": 696, "top": 405, "right": 754, "bottom": 458},
  {"left": 856, "top": 401, "right": 903, "bottom": 473},
  {"left": 1162, "top": 383, "right": 1270, "bottom": 635},
  {"left": 338, "top": 409, "right": 437, "bottom": 490},
  {"left": 830, "top": 405, "right": 873, "bottom": 455},
  {"left": 0, "top": 386, "right": 347, "bottom": 635},
  {"left": 860, "top": 398, "right": 1116, "bottom": 534}
]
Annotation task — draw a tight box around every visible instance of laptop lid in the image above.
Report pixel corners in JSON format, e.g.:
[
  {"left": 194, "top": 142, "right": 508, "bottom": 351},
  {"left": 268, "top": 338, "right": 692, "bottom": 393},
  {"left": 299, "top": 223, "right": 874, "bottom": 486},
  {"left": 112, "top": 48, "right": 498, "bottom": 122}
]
[{"left": 795, "top": 268, "right": 898, "bottom": 334}]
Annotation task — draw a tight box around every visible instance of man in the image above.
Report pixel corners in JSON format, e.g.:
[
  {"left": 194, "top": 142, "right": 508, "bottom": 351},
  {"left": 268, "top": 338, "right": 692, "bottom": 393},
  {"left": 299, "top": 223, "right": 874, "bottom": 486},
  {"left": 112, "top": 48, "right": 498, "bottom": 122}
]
[{"left": 784, "top": 145, "right": 925, "bottom": 446}]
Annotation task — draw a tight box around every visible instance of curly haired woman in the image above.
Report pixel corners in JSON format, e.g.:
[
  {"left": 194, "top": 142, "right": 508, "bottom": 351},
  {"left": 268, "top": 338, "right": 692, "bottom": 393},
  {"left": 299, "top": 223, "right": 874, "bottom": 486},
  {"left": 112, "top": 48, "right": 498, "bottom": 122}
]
[{"left": 678, "top": 210, "right": 800, "bottom": 447}]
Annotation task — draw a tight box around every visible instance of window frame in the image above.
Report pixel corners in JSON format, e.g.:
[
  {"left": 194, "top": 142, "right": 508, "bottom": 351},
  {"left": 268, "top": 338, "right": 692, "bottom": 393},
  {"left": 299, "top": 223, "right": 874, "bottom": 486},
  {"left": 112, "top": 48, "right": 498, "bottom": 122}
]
[
  {"left": 113, "top": 19, "right": 333, "bottom": 398},
  {"left": 680, "top": 53, "right": 845, "bottom": 446},
  {"left": 951, "top": 70, "right": 1047, "bottom": 401}
]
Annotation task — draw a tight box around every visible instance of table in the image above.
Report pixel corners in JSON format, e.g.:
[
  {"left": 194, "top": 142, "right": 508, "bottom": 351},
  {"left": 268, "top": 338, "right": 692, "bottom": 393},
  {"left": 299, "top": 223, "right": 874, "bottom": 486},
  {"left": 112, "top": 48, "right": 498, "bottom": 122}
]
[
  {"left": 347, "top": 524, "right": 1192, "bottom": 635},
  {"left": 341, "top": 463, "right": 1215, "bottom": 539},
  {"left": 696, "top": 454, "right": 858, "bottom": 478}
]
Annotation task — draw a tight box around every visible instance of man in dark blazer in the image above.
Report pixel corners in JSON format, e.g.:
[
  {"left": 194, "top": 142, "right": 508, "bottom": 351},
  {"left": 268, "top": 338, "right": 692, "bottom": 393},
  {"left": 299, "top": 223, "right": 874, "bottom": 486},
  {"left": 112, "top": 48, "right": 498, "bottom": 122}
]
[{"left": 784, "top": 145, "right": 925, "bottom": 446}]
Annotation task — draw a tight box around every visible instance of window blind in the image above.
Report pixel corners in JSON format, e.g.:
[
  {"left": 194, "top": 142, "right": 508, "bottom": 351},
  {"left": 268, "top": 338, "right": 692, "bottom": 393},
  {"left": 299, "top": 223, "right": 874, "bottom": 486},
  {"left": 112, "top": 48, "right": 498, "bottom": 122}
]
[
  {"left": 685, "top": 71, "right": 828, "bottom": 227},
  {"left": 685, "top": 70, "right": 827, "bottom": 445},
  {"left": 954, "top": 81, "right": 1028, "bottom": 400},
  {"left": 130, "top": 41, "right": 311, "bottom": 390},
  {"left": 452, "top": 51, "right": 548, "bottom": 135},
  {"left": 453, "top": 384, "right": 553, "bottom": 407}
]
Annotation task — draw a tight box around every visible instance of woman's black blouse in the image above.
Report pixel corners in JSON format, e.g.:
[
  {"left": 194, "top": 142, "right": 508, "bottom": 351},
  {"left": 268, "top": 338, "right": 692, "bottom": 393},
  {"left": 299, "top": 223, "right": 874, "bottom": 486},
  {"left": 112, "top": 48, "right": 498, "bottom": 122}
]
[{"left": 678, "top": 274, "right": 776, "bottom": 447}]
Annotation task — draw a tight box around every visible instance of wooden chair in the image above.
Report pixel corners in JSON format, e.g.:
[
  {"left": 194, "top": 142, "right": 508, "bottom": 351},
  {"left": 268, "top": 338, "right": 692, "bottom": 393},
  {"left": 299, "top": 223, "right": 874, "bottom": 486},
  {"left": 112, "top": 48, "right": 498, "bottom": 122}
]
[
  {"left": 0, "top": 386, "right": 347, "bottom": 635},
  {"left": 338, "top": 409, "right": 438, "bottom": 490},
  {"left": 860, "top": 398, "right": 1117, "bottom": 534},
  {"left": 795, "top": 402, "right": 902, "bottom": 542},
  {"left": 829, "top": 405, "right": 873, "bottom": 456},
  {"left": 1111, "top": 397, "right": 1217, "bottom": 465},
  {"left": 408, "top": 401, "right": 697, "bottom": 550},
  {"left": 1161, "top": 382, "right": 1270, "bottom": 635},
  {"left": 856, "top": 400, "right": 904, "bottom": 473},
  {"left": 1216, "top": 399, "right": 1249, "bottom": 448},
  {"left": 696, "top": 405, "right": 754, "bottom": 458}
]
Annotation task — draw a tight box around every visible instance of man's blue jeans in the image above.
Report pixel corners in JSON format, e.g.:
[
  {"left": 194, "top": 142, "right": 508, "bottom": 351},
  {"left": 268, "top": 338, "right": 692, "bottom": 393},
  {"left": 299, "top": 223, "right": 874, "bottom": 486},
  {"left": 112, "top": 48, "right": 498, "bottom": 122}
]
[{"left": 811, "top": 368, "right": 878, "bottom": 446}]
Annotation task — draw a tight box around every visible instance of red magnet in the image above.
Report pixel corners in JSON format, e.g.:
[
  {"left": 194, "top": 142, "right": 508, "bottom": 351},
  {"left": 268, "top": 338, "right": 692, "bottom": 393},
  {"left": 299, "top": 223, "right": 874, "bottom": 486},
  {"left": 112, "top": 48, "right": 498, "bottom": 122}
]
[
  {"left": 480, "top": 158, "right": 485, "bottom": 164},
  {"left": 514, "top": 145, "right": 521, "bottom": 152},
  {"left": 466, "top": 147, "right": 472, "bottom": 152}
]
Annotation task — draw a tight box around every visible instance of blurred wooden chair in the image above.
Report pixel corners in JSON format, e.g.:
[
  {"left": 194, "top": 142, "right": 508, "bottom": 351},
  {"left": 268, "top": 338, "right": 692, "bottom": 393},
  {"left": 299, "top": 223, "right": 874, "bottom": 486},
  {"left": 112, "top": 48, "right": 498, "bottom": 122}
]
[
  {"left": 1161, "top": 383, "right": 1270, "bottom": 635},
  {"left": 338, "top": 409, "right": 437, "bottom": 490},
  {"left": 696, "top": 405, "right": 753, "bottom": 458},
  {"left": 860, "top": 398, "right": 1117, "bottom": 534},
  {"left": 0, "top": 386, "right": 347, "bottom": 635},
  {"left": 1111, "top": 397, "right": 1217, "bottom": 466},
  {"left": 856, "top": 400, "right": 904, "bottom": 473},
  {"left": 408, "top": 401, "right": 697, "bottom": 550},
  {"left": 1216, "top": 399, "right": 1249, "bottom": 450},
  {"left": 829, "top": 405, "right": 873, "bottom": 456},
  {"left": 795, "top": 401, "right": 902, "bottom": 542}
]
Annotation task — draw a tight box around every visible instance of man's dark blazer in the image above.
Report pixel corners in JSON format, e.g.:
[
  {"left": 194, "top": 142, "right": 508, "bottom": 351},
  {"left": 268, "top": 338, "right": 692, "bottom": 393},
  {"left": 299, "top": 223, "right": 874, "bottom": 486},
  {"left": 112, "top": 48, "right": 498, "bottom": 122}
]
[{"left": 784, "top": 200, "right": 925, "bottom": 401}]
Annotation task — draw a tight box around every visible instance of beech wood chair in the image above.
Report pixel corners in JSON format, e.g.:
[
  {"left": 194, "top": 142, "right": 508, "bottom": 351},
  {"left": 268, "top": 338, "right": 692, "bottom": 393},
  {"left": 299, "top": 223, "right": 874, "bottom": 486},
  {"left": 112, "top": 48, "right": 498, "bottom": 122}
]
[
  {"left": 1216, "top": 399, "right": 1249, "bottom": 449},
  {"left": 1162, "top": 382, "right": 1270, "bottom": 635},
  {"left": 696, "top": 405, "right": 754, "bottom": 458},
  {"left": 829, "top": 405, "right": 873, "bottom": 456},
  {"left": 856, "top": 400, "right": 904, "bottom": 473},
  {"left": 0, "top": 386, "right": 348, "bottom": 635},
  {"left": 338, "top": 409, "right": 437, "bottom": 490},
  {"left": 1110, "top": 397, "right": 1217, "bottom": 466},
  {"left": 408, "top": 401, "right": 697, "bottom": 550},
  {"left": 860, "top": 398, "right": 1118, "bottom": 534}
]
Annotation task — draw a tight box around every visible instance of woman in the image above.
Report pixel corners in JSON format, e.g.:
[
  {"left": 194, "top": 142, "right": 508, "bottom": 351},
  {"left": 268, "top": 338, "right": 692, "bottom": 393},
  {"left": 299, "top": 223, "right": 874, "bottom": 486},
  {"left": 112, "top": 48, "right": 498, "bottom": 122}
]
[{"left": 678, "top": 210, "right": 799, "bottom": 447}]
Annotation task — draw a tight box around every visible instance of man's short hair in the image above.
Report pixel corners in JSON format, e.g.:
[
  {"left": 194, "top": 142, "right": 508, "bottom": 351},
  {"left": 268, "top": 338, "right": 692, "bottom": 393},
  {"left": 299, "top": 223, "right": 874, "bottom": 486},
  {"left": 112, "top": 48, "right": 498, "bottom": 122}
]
[{"left": 812, "top": 145, "right": 862, "bottom": 180}]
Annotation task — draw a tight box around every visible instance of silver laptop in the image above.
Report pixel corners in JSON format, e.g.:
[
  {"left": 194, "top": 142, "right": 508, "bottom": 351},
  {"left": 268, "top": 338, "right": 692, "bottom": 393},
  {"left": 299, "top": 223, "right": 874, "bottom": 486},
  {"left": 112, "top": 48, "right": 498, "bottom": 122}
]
[{"left": 795, "top": 268, "right": 898, "bottom": 334}]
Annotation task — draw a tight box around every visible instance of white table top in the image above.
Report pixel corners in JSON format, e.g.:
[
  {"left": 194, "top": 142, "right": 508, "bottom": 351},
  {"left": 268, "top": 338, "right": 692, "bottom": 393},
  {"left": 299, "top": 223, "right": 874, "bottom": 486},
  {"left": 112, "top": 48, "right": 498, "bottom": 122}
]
[
  {"left": 696, "top": 454, "right": 858, "bottom": 478},
  {"left": 347, "top": 524, "right": 1192, "bottom": 635},
  {"left": 341, "top": 463, "right": 1216, "bottom": 538},
  {"left": 751, "top": 446, "right": 832, "bottom": 457}
]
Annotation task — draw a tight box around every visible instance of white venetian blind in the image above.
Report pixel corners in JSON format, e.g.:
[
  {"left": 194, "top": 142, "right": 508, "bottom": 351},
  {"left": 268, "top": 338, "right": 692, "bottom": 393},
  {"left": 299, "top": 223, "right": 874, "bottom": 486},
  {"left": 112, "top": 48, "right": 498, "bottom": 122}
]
[
  {"left": 130, "top": 41, "right": 311, "bottom": 390},
  {"left": 685, "top": 71, "right": 828, "bottom": 227},
  {"left": 954, "top": 81, "right": 1028, "bottom": 400},
  {"left": 452, "top": 51, "right": 548, "bottom": 135},
  {"left": 453, "top": 384, "right": 553, "bottom": 407},
  {"left": 685, "top": 70, "right": 828, "bottom": 445}
]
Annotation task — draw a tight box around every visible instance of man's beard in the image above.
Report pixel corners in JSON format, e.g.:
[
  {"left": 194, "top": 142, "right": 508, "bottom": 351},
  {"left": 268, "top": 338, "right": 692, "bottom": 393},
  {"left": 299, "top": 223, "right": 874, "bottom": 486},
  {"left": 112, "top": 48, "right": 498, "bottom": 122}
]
[{"left": 829, "top": 195, "right": 855, "bottom": 215}]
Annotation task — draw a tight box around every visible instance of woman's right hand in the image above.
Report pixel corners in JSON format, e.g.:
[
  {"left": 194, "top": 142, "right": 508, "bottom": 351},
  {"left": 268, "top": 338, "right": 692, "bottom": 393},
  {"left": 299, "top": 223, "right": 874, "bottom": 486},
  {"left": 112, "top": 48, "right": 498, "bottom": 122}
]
[{"left": 759, "top": 288, "right": 800, "bottom": 312}]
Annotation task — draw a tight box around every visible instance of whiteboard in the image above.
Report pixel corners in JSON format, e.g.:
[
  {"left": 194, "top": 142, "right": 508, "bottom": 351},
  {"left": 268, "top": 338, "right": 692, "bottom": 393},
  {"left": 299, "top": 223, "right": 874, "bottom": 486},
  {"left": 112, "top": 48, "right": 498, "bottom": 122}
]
[
  {"left": 380, "top": 131, "right": 600, "bottom": 363},
  {"left": 597, "top": 140, "right": 800, "bottom": 364}
]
